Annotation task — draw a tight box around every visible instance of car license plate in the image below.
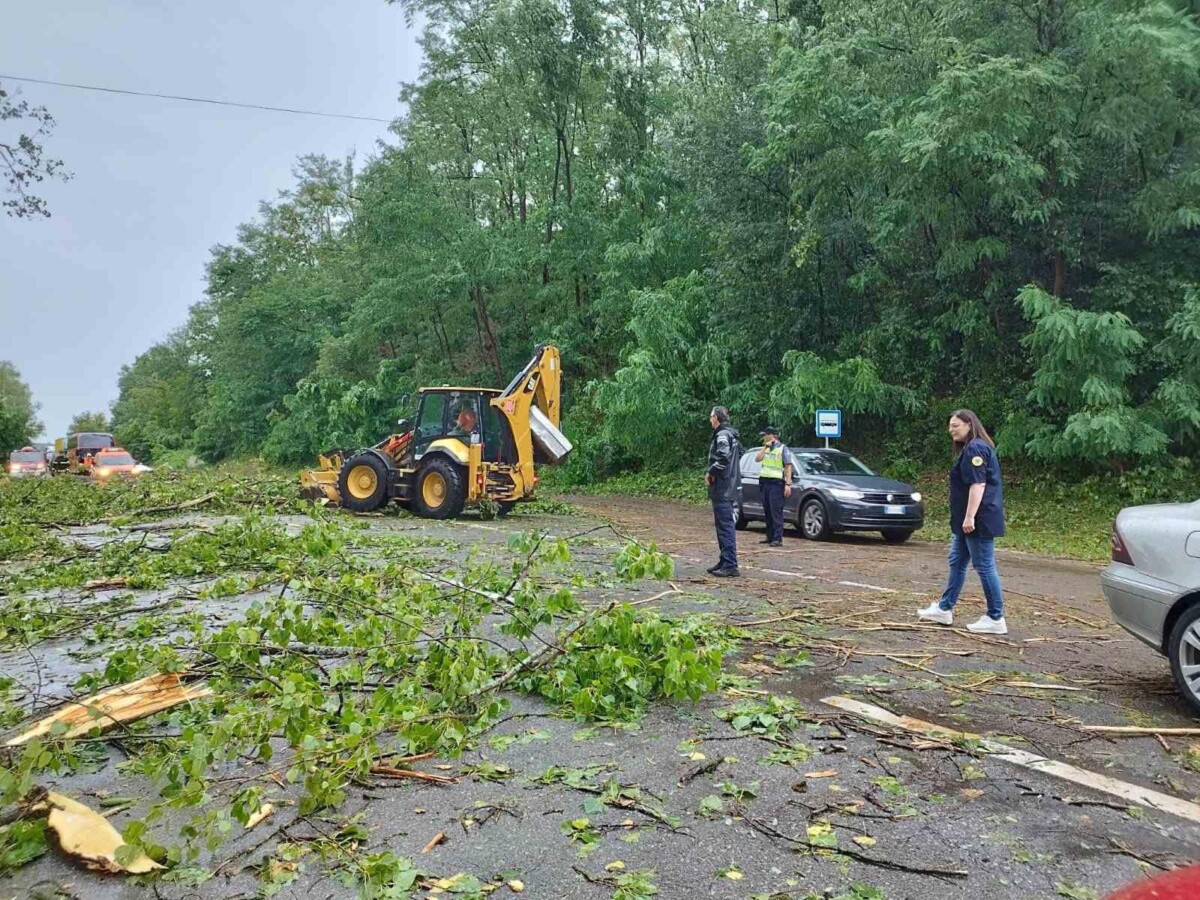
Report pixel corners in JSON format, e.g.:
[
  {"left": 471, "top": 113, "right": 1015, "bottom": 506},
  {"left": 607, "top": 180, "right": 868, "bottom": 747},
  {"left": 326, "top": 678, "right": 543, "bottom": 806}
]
[{"left": 885, "top": 505, "right": 905, "bottom": 515}]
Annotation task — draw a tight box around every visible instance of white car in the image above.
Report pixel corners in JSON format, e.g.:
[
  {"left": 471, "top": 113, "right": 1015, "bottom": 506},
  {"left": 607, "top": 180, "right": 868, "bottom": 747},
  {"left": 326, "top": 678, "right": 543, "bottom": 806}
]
[
  {"left": 7, "top": 447, "right": 49, "bottom": 478},
  {"left": 1101, "top": 499, "right": 1200, "bottom": 713}
]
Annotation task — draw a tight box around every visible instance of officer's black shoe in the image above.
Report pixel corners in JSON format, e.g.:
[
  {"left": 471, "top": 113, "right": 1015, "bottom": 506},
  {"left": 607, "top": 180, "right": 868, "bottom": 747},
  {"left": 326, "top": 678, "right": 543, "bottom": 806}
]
[
  {"left": 758, "top": 538, "right": 772, "bottom": 544},
  {"left": 768, "top": 541, "right": 783, "bottom": 547},
  {"left": 705, "top": 564, "right": 722, "bottom": 574},
  {"left": 712, "top": 567, "right": 740, "bottom": 578}
]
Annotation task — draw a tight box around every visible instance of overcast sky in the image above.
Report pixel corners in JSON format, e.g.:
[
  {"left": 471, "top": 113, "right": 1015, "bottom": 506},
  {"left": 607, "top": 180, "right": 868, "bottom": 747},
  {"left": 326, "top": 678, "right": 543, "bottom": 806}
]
[{"left": 0, "top": 1, "right": 422, "bottom": 440}]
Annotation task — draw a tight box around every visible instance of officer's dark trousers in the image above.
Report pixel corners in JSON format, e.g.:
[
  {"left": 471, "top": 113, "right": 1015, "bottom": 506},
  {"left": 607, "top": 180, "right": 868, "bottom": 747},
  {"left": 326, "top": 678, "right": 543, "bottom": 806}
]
[
  {"left": 712, "top": 501, "right": 738, "bottom": 571},
  {"left": 760, "top": 479, "right": 785, "bottom": 543}
]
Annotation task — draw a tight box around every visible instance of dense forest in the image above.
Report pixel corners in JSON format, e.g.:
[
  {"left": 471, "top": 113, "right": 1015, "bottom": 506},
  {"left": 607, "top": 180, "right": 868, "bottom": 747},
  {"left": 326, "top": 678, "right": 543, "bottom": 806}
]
[{"left": 107, "top": 0, "right": 1200, "bottom": 479}]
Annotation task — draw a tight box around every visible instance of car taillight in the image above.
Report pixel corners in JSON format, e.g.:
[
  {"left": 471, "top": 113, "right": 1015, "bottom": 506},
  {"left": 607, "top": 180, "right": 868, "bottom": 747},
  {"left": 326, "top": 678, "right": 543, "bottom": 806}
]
[{"left": 1112, "top": 521, "right": 1135, "bottom": 566}]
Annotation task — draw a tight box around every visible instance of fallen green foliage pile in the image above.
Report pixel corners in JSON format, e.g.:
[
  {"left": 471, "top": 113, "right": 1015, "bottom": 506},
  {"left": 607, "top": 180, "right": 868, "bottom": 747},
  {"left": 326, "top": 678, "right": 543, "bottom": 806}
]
[
  {"left": 0, "top": 463, "right": 297, "bottom": 528},
  {"left": 0, "top": 472, "right": 726, "bottom": 895}
]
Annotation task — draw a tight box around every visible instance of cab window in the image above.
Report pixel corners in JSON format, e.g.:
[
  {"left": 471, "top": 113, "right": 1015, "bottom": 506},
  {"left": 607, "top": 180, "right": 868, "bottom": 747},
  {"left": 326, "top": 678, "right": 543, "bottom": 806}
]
[
  {"left": 483, "top": 401, "right": 505, "bottom": 461},
  {"left": 415, "top": 394, "right": 448, "bottom": 454}
]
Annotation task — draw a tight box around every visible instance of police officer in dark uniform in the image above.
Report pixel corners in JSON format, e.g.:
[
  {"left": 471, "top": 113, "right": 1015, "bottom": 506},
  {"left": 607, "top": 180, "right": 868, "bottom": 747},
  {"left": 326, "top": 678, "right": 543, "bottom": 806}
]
[
  {"left": 754, "top": 427, "right": 794, "bottom": 547},
  {"left": 917, "top": 409, "right": 1008, "bottom": 634},
  {"left": 705, "top": 406, "right": 742, "bottom": 577}
]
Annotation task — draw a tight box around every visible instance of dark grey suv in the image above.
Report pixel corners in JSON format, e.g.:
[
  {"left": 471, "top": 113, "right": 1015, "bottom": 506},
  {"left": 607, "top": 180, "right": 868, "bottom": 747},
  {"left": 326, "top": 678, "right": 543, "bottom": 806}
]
[{"left": 737, "top": 448, "right": 925, "bottom": 543}]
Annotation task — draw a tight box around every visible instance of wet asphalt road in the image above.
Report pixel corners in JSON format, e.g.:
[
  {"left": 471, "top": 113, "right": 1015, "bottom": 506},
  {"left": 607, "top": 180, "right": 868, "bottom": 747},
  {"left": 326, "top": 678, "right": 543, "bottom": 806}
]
[{"left": 4, "top": 500, "right": 1199, "bottom": 899}]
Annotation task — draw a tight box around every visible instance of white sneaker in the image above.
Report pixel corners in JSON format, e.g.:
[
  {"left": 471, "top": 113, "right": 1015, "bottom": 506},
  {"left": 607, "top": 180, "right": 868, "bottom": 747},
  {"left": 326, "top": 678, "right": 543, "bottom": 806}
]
[
  {"left": 917, "top": 603, "right": 952, "bottom": 625},
  {"left": 966, "top": 616, "right": 1008, "bottom": 635}
]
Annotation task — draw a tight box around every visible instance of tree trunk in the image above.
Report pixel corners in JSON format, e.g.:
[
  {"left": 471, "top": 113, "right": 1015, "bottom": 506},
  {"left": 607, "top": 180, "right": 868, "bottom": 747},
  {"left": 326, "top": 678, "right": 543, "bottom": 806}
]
[
  {"left": 471, "top": 284, "right": 504, "bottom": 380},
  {"left": 1053, "top": 251, "right": 1066, "bottom": 298},
  {"left": 543, "top": 135, "right": 563, "bottom": 285},
  {"left": 432, "top": 307, "right": 452, "bottom": 366}
]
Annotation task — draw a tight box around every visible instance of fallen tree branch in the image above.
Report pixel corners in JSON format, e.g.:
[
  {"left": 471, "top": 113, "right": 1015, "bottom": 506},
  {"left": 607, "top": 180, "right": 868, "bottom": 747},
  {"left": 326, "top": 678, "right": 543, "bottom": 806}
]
[
  {"left": 734, "top": 609, "right": 810, "bottom": 627},
  {"left": 737, "top": 805, "right": 968, "bottom": 880},
  {"left": 369, "top": 765, "right": 457, "bottom": 785},
  {"left": 468, "top": 600, "right": 619, "bottom": 699},
  {"left": 107, "top": 491, "right": 219, "bottom": 521},
  {"left": 1081, "top": 725, "right": 1200, "bottom": 736},
  {"left": 1106, "top": 837, "right": 1179, "bottom": 872}
]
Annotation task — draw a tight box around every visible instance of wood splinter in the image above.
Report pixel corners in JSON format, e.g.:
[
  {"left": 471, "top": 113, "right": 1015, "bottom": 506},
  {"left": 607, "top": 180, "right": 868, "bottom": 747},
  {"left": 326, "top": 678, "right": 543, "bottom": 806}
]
[{"left": 421, "top": 831, "right": 446, "bottom": 853}]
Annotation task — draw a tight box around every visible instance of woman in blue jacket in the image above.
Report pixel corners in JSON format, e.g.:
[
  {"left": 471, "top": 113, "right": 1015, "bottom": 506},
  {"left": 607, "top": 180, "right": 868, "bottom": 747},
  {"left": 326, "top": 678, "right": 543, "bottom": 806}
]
[{"left": 917, "top": 409, "right": 1008, "bottom": 634}]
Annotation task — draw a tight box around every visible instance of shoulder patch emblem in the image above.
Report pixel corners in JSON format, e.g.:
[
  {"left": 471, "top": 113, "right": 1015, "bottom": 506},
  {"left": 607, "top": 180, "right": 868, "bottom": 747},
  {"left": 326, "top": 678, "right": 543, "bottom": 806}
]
[{"left": 971, "top": 455, "right": 984, "bottom": 467}]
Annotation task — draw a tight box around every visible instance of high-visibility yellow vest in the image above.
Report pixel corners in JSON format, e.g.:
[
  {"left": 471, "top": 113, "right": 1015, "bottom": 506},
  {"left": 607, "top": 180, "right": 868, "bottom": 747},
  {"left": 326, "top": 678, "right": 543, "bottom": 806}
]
[{"left": 760, "top": 445, "right": 785, "bottom": 479}]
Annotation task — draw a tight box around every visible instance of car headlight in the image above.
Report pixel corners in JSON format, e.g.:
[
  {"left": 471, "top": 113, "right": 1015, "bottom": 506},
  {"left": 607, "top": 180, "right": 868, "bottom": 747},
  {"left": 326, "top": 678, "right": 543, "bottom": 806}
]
[
  {"left": 830, "top": 488, "right": 864, "bottom": 501},
  {"left": 911, "top": 492, "right": 922, "bottom": 503}
]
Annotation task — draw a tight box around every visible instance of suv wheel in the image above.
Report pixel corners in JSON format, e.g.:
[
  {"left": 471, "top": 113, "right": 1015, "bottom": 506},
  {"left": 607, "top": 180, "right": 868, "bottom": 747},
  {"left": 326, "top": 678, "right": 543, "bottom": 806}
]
[
  {"left": 735, "top": 504, "right": 749, "bottom": 531},
  {"left": 1168, "top": 604, "right": 1200, "bottom": 715},
  {"left": 800, "top": 498, "right": 831, "bottom": 541}
]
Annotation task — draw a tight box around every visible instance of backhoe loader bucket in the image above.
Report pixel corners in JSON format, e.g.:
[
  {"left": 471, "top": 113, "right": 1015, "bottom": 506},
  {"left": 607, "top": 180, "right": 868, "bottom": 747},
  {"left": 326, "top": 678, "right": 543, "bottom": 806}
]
[{"left": 299, "top": 452, "right": 344, "bottom": 505}]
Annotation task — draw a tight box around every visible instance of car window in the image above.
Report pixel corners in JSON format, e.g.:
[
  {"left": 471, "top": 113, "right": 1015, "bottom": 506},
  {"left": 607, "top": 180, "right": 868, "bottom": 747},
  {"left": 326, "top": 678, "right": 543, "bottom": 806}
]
[
  {"left": 98, "top": 453, "right": 135, "bottom": 466},
  {"left": 796, "top": 452, "right": 875, "bottom": 476},
  {"left": 740, "top": 452, "right": 761, "bottom": 477},
  {"left": 11, "top": 451, "right": 43, "bottom": 463}
]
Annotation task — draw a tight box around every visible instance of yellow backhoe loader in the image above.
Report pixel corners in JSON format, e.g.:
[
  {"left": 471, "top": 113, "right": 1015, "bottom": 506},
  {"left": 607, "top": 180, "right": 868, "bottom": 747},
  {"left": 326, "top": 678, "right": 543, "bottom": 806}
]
[{"left": 299, "top": 344, "right": 571, "bottom": 518}]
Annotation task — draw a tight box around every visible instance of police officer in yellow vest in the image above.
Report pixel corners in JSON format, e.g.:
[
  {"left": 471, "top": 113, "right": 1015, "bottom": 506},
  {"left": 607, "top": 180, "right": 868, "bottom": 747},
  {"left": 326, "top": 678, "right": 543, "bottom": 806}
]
[{"left": 755, "top": 427, "right": 794, "bottom": 547}]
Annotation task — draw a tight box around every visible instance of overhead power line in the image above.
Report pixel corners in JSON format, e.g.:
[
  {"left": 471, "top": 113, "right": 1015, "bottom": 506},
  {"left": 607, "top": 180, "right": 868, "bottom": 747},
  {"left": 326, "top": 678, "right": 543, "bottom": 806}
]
[{"left": 0, "top": 73, "right": 393, "bottom": 123}]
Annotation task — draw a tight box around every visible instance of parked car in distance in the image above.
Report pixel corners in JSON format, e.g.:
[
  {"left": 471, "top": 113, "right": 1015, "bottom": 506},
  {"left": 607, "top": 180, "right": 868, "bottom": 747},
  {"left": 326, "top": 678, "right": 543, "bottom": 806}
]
[
  {"left": 737, "top": 447, "right": 924, "bottom": 543},
  {"left": 90, "top": 448, "right": 150, "bottom": 481},
  {"left": 1101, "top": 499, "right": 1200, "bottom": 714},
  {"left": 7, "top": 447, "right": 49, "bottom": 478}
]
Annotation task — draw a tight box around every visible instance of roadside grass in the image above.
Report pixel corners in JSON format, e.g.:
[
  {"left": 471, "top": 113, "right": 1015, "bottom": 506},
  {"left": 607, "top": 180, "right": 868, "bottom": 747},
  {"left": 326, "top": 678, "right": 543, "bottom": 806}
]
[
  {"left": 915, "top": 475, "right": 1118, "bottom": 562},
  {"left": 544, "top": 467, "right": 1177, "bottom": 563}
]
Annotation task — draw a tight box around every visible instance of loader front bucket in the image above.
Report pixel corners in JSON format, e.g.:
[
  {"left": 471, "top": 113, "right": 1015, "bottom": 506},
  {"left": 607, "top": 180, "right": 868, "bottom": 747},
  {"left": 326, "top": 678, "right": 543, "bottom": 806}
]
[{"left": 299, "top": 453, "right": 343, "bottom": 505}]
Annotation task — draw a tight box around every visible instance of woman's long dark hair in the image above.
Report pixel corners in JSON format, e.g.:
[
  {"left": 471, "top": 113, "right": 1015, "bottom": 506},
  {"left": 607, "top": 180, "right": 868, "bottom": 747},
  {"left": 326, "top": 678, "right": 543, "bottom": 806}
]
[{"left": 950, "top": 408, "right": 994, "bottom": 454}]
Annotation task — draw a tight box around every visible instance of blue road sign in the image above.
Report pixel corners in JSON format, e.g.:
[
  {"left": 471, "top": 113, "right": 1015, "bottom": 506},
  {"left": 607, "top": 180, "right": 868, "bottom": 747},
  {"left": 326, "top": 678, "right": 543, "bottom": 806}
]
[{"left": 815, "top": 409, "right": 842, "bottom": 439}]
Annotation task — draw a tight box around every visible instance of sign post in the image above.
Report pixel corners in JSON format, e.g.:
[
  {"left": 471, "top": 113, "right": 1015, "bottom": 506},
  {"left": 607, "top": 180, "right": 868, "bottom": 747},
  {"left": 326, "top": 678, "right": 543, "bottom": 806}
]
[{"left": 815, "top": 409, "right": 842, "bottom": 449}]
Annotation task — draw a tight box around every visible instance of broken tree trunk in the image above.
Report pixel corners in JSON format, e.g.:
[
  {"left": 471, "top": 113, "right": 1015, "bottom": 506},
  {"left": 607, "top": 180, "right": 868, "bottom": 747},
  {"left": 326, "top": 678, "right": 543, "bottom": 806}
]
[
  {"left": 6, "top": 672, "right": 212, "bottom": 746},
  {"left": 24, "top": 787, "right": 163, "bottom": 874}
]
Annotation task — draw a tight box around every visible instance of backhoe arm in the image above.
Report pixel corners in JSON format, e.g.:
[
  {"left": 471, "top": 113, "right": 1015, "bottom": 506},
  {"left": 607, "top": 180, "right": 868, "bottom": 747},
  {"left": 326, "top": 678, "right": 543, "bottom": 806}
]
[{"left": 498, "top": 343, "right": 561, "bottom": 426}]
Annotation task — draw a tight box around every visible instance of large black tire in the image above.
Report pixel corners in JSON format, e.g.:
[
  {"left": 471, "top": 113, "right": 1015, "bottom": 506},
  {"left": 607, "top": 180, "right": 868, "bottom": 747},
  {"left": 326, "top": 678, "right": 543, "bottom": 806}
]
[
  {"left": 413, "top": 457, "right": 467, "bottom": 520},
  {"left": 881, "top": 529, "right": 913, "bottom": 544},
  {"left": 338, "top": 453, "right": 391, "bottom": 512},
  {"left": 800, "top": 497, "right": 832, "bottom": 541},
  {"left": 1168, "top": 603, "right": 1200, "bottom": 716}
]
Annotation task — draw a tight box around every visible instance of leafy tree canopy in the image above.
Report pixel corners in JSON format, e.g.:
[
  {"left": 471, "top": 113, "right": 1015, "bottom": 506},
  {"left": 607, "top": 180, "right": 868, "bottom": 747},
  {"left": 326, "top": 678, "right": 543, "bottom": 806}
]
[{"left": 111, "top": 0, "right": 1200, "bottom": 474}]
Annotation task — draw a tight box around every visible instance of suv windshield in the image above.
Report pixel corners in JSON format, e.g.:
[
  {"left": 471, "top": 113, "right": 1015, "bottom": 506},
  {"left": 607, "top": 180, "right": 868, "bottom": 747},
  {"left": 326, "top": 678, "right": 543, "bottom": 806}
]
[
  {"left": 97, "top": 453, "right": 135, "bottom": 466},
  {"left": 797, "top": 452, "right": 874, "bottom": 477},
  {"left": 11, "top": 451, "right": 43, "bottom": 463}
]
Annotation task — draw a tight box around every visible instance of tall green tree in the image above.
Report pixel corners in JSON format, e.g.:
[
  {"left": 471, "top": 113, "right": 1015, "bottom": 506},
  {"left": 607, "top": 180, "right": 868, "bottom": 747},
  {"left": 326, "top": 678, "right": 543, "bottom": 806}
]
[
  {"left": 110, "top": 325, "right": 209, "bottom": 462},
  {"left": 0, "top": 361, "right": 42, "bottom": 452},
  {"left": 67, "top": 411, "right": 111, "bottom": 435},
  {"left": 111, "top": 0, "right": 1200, "bottom": 476}
]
